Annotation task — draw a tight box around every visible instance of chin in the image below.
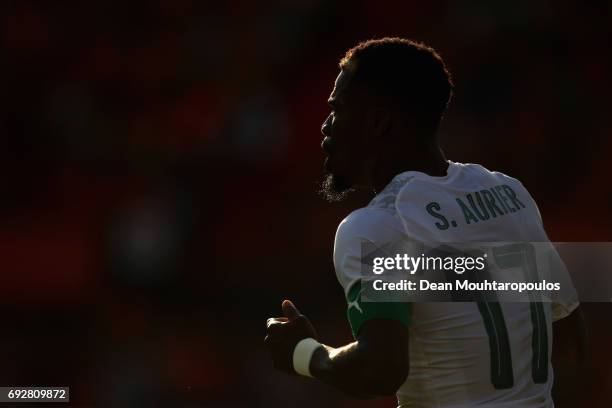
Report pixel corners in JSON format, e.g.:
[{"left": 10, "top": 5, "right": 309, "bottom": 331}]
[{"left": 318, "top": 173, "right": 354, "bottom": 202}]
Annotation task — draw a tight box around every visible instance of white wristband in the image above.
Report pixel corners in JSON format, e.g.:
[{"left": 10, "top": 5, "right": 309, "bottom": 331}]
[{"left": 292, "top": 338, "right": 322, "bottom": 377}]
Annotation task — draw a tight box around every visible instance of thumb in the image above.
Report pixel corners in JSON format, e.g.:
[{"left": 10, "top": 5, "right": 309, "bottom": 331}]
[{"left": 282, "top": 299, "right": 301, "bottom": 320}]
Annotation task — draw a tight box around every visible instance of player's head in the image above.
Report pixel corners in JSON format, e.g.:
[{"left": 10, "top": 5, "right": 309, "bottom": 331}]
[{"left": 320, "top": 37, "right": 453, "bottom": 201}]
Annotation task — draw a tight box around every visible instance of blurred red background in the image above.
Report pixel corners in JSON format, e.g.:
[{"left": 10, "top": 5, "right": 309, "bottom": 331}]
[{"left": 0, "top": 1, "right": 610, "bottom": 406}]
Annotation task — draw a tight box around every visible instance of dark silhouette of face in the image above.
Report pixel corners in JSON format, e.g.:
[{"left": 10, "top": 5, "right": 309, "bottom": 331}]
[{"left": 320, "top": 70, "right": 370, "bottom": 201}]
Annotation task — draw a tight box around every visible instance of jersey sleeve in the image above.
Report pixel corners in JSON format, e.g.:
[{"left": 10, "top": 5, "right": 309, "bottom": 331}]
[
  {"left": 333, "top": 208, "right": 412, "bottom": 337},
  {"left": 547, "top": 246, "right": 580, "bottom": 322},
  {"left": 509, "top": 180, "right": 580, "bottom": 321}
]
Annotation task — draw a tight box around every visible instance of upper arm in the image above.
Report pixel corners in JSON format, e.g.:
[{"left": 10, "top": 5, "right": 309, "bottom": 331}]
[
  {"left": 333, "top": 208, "right": 406, "bottom": 300},
  {"left": 334, "top": 209, "right": 411, "bottom": 336},
  {"left": 333, "top": 210, "right": 412, "bottom": 393}
]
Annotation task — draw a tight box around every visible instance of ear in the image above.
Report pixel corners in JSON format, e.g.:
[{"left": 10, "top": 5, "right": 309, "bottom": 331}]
[{"left": 368, "top": 107, "right": 392, "bottom": 139}]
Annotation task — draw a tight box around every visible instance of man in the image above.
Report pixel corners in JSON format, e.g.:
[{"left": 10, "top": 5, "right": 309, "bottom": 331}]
[{"left": 265, "top": 38, "right": 584, "bottom": 407}]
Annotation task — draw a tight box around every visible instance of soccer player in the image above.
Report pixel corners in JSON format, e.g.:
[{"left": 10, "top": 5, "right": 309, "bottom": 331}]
[{"left": 264, "top": 38, "right": 585, "bottom": 407}]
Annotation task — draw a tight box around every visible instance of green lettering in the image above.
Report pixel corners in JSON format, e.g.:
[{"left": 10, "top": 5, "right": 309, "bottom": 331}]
[
  {"left": 467, "top": 193, "right": 489, "bottom": 221},
  {"left": 481, "top": 190, "right": 504, "bottom": 217},
  {"left": 502, "top": 185, "right": 526, "bottom": 210},
  {"left": 426, "top": 202, "right": 450, "bottom": 230},
  {"left": 456, "top": 198, "right": 479, "bottom": 224},
  {"left": 491, "top": 187, "right": 509, "bottom": 214},
  {"left": 495, "top": 186, "right": 515, "bottom": 213}
]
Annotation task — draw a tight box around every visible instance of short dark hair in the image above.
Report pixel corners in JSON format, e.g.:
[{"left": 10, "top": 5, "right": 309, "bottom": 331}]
[{"left": 340, "top": 37, "right": 453, "bottom": 133}]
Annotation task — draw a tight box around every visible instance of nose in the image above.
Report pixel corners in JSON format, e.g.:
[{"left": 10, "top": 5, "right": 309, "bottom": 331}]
[{"left": 321, "top": 113, "right": 332, "bottom": 137}]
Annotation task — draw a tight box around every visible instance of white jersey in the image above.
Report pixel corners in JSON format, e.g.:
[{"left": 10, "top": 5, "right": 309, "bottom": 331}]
[{"left": 333, "top": 161, "right": 579, "bottom": 408}]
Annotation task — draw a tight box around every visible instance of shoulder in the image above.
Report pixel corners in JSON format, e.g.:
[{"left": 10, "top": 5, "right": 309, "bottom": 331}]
[
  {"left": 448, "top": 162, "right": 545, "bottom": 226},
  {"left": 333, "top": 208, "right": 406, "bottom": 296},
  {"left": 468, "top": 163, "right": 540, "bottom": 206},
  {"left": 397, "top": 161, "right": 533, "bottom": 197},
  {"left": 334, "top": 208, "right": 407, "bottom": 275},
  {"left": 368, "top": 175, "right": 416, "bottom": 211},
  {"left": 335, "top": 207, "right": 405, "bottom": 247},
  {"left": 462, "top": 162, "right": 529, "bottom": 190}
]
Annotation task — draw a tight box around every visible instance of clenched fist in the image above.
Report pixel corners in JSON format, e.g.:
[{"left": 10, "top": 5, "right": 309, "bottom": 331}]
[{"left": 264, "top": 300, "right": 319, "bottom": 374}]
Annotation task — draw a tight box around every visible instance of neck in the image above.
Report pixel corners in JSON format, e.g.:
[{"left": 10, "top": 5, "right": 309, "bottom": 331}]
[{"left": 371, "top": 145, "right": 448, "bottom": 194}]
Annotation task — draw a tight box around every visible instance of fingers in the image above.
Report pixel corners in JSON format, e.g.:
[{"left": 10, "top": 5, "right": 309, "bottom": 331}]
[
  {"left": 266, "top": 317, "right": 288, "bottom": 329},
  {"left": 282, "top": 299, "right": 301, "bottom": 320},
  {"left": 266, "top": 317, "right": 289, "bottom": 339},
  {"left": 264, "top": 307, "right": 318, "bottom": 375}
]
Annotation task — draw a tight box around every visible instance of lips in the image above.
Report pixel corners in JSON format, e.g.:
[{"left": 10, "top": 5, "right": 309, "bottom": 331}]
[
  {"left": 324, "top": 156, "right": 332, "bottom": 173},
  {"left": 322, "top": 137, "right": 336, "bottom": 173},
  {"left": 321, "top": 137, "right": 334, "bottom": 154}
]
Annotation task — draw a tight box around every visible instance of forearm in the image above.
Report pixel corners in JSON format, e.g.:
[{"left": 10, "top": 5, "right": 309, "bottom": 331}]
[
  {"left": 309, "top": 341, "right": 406, "bottom": 399},
  {"left": 265, "top": 305, "right": 409, "bottom": 399}
]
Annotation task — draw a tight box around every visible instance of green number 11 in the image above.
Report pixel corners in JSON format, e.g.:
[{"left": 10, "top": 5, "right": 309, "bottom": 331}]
[
  {"left": 438, "top": 243, "right": 548, "bottom": 389},
  {"left": 490, "top": 243, "right": 548, "bottom": 387}
]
